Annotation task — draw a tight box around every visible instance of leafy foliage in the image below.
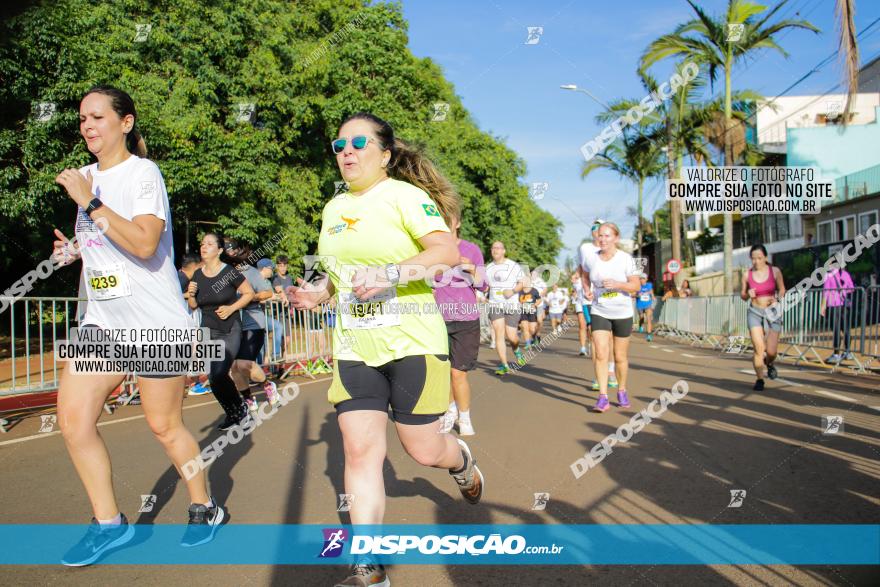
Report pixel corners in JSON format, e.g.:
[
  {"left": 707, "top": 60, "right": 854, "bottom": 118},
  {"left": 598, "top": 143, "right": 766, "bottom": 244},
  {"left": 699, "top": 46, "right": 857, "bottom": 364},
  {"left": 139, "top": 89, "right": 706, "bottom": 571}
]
[{"left": 0, "top": 0, "right": 561, "bottom": 295}]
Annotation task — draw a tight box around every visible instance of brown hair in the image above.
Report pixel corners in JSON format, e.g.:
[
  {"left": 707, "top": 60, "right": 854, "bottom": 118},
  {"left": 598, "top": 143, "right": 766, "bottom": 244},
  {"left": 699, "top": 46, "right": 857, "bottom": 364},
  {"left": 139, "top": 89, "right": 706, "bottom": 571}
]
[
  {"left": 83, "top": 85, "right": 147, "bottom": 157},
  {"left": 341, "top": 112, "right": 460, "bottom": 227}
]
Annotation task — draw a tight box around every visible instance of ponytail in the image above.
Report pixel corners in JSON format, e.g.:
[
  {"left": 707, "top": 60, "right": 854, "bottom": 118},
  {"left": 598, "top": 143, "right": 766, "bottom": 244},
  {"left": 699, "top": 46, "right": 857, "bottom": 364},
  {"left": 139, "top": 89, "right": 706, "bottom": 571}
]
[
  {"left": 340, "top": 112, "right": 461, "bottom": 227},
  {"left": 128, "top": 127, "right": 148, "bottom": 158},
  {"left": 387, "top": 138, "right": 460, "bottom": 226}
]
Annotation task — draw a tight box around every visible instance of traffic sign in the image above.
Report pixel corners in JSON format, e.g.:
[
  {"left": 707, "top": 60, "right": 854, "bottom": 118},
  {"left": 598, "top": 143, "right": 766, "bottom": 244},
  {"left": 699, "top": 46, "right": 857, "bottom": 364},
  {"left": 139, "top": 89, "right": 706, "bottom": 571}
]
[{"left": 666, "top": 259, "right": 682, "bottom": 275}]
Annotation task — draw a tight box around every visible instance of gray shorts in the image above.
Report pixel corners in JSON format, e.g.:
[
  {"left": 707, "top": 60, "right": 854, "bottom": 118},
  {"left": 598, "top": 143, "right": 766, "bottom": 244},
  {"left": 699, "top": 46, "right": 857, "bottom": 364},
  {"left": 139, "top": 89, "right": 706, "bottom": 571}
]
[
  {"left": 488, "top": 307, "right": 522, "bottom": 328},
  {"left": 747, "top": 305, "right": 782, "bottom": 333}
]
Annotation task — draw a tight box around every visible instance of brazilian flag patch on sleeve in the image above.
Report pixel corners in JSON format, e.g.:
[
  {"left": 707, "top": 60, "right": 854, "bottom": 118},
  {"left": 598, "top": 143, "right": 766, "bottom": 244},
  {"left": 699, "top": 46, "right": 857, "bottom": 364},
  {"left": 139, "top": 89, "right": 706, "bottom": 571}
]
[{"left": 422, "top": 203, "right": 441, "bottom": 217}]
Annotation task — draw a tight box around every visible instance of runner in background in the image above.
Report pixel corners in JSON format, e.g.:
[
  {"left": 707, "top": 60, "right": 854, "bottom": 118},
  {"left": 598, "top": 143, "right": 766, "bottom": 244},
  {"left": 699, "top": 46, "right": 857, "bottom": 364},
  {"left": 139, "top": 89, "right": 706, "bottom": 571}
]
[
  {"left": 225, "top": 241, "right": 278, "bottom": 410},
  {"left": 179, "top": 254, "right": 210, "bottom": 396},
  {"left": 545, "top": 283, "right": 568, "bottom": 334},
  {"left": 582, "top": 222, "right": 640, "bottom": 413},
  {"left": 531, "top": 269, "right": 548, "bottom": 344},
  {"left": 287, "top": 112, "right": 482, "bottom": 587},
  {"left": 636, "top": 274, "right": 655, "bottom": 342},
  {"left": 485, "top": 241, "right": 526, "bottom": 375},
  {"left": 571, "top": 272, "right": 590, "bottom": 356},
  {"left": 188, "top": 233, "right": 255, "bottom": 428},
  {"left": 740, "top": 244, "right": 786, "bottom": 391},
  {"left": 518, "top": 277, "right": 541, "bottom": 350},
  {"left": 178, "top": 254, "right": 201, "bottom": 293},
  {"left": 54, "top": 86, "right": 223, "bottom": 565},
  {"left": 579, "top": 220, "right": 617, "bottom": 391},
  {"left": 434, "top": 215, "right": 487, "bottom": 436}
]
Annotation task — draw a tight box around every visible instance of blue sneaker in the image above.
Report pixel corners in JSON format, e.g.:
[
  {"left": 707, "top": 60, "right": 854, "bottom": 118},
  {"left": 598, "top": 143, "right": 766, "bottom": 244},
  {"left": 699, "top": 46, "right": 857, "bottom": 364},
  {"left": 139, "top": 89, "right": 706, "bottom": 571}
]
[
  {"left": 61, "top": 514, "right": 134, "bottom": 566},
  {"left": 646, "top": 334, "right": 653, "bottom": 342},
  {"left": 188, "top": 382, "right": 211, "bottom": 396},
  {"left": 180, "top": 498, "right": 225, "bottom": 547}
]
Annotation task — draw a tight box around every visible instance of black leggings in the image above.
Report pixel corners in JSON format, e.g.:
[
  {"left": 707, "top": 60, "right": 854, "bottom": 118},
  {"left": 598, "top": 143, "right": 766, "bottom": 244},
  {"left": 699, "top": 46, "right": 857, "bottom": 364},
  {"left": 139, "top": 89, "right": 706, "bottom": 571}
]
[
  {"left": 208, "top": 325, "right": 244, "bottom": 417},
  {"left": 828, "top": 305, "right": 852, "bottom": 353}
]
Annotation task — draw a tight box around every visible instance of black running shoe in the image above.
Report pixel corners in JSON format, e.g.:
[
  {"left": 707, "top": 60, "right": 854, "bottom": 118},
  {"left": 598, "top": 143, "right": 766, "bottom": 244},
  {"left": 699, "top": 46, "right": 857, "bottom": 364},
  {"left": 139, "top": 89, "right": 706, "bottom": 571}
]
[
  {"left": 753, "top": 378, "right": 765, "bottom": 391},
  {"left": 217, "top": 413, "right": 238, "bottom": 430},
  {"left": 61, "top": 513, "right": 134, "bottom": 566},
  {"left": 180, "top": 498, "right": 225, "bottom": 547},
  {"left": 767, "top": 364, "right": 778, "bottom": 380}
]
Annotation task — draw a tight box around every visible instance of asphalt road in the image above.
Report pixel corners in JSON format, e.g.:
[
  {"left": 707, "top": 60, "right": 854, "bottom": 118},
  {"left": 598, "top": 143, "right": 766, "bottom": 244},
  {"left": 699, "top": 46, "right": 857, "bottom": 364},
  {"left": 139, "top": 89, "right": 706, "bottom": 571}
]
[{"left": 1, "top": 324, "right": 878, "bottom": 586}]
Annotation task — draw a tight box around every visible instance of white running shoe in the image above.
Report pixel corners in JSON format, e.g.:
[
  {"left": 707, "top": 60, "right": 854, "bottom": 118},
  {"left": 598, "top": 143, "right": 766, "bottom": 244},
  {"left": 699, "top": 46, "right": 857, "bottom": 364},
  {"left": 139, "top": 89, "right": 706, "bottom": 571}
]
[
  {"left": 264, "top": 380, "right": 279, "bottom": 406},
  {"left": 440, "top": 409, "right": 457, "bottom": 434},
  {"left": 458, "top": 417, "right": 475, "bottom": 436}
]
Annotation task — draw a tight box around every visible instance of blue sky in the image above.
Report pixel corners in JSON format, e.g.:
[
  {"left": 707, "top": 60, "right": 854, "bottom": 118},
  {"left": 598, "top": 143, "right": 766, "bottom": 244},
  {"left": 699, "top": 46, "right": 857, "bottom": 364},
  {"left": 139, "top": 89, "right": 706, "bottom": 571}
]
[{"left": 402, "top": 0, "right": 880, "bottom": 263}]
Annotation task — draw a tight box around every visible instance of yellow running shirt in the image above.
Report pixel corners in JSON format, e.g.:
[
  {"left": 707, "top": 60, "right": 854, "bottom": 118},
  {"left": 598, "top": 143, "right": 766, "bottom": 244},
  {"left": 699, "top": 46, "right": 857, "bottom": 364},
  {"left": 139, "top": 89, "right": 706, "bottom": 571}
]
[{"left": 317, "top": 178, "right": 450, "bottom": 366}]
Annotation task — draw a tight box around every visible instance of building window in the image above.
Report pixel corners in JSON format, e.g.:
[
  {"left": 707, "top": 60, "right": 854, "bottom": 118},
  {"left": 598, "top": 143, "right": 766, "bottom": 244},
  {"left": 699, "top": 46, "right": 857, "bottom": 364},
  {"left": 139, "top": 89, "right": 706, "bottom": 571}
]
[
  {"left": 742, "top": 215, "right": 762, "bottom": 247},
  {"left": 790, "top": 215, "right": 803, "bottom": 238},
  {"left": 764, "top": 214, "right": 791, "bottom": 242},
  {"left": 859, "top": 211, "right": 878, "bottom": 235},
  {"left": 817, "top": 221, "right": 832, "bottom": 244}
]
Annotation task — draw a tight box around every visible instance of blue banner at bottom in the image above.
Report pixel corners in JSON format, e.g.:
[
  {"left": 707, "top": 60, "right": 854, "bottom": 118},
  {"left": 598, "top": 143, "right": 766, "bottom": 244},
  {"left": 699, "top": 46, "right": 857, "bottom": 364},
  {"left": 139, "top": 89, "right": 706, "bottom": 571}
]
[{"left": 0, "top": 524, "right": 877, "bottom": 565}]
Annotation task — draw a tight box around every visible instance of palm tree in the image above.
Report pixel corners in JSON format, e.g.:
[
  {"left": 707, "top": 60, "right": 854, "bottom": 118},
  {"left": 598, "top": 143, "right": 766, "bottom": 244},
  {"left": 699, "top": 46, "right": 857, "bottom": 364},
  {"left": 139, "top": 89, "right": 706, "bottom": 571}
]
[
  {"left": 836, "top": 0, "right": 859, "bottom": 123},
  {"left": 602, "top": 67, "right": 715, "bottom": 263},
  {"left": 640, "top": 0, "right": 818, "bottom": 292},
  {"left": 581, "top": 135, "right": 665, "bottom": 254}
]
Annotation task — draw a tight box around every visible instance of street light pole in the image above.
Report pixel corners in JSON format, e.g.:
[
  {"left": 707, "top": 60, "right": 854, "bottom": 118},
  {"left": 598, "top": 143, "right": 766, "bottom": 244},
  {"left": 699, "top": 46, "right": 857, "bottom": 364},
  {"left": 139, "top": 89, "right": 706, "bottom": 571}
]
[{"left": 559, "top": 84, "right": 609, "bottom": 110}]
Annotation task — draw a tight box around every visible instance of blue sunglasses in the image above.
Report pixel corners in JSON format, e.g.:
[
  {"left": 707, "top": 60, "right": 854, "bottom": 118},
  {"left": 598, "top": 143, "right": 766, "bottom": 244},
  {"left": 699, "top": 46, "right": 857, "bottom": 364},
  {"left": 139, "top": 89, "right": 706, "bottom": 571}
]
[{"left": 331, "top": 135, "right": 378, "bottom": 154}]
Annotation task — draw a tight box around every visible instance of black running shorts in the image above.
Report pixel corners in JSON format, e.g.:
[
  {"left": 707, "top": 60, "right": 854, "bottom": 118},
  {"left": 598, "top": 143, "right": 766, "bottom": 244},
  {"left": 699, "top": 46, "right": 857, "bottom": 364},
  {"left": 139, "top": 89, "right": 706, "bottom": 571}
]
[
  {"left": 329, "top": 354, "right": 450, "bottom": 425},
  {"left": 590, "top": 312, "right": 633, "bottom": 338},
  {"left": 445, "top": 319, "right": 480, "bottom": 371}
]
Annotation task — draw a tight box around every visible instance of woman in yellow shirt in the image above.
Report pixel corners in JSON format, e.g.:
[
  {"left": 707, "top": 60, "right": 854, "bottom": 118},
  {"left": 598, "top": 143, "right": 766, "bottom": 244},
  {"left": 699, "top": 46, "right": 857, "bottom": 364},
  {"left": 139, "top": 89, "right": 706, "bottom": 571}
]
[{"left": 288, "top": 112, "right": 484, "bottom": 587}]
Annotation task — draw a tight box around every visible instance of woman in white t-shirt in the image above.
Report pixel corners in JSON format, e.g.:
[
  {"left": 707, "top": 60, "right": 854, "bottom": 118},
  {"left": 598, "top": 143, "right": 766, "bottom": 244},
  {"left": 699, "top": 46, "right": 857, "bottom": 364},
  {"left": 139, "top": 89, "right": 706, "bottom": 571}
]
[
  {"left": 52, "top": 87, "right": 222, "bottom": 565},
  {"left": 581, "top": 222, "right": 641, "bottom": 413}
]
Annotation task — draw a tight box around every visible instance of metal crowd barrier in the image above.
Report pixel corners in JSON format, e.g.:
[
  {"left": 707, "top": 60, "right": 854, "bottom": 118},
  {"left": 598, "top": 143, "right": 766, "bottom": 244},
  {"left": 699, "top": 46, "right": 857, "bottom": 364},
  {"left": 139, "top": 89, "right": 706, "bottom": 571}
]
[
  {"left": 0, "top": 296, "right": 336, "bottom": 431},
  {"left": 654, "top": 287, "right": 880, "bottom": 373}
]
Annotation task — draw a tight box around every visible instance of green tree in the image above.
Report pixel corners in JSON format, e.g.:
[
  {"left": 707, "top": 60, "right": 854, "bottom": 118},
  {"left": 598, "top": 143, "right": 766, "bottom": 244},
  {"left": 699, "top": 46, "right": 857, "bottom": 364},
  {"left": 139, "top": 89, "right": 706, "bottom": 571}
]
[
  {"left": 0, "top": 0, "right": 561, "bottom": 296},
  {"left": 640, "top": 0, "right": 817, "bottom": 292}
]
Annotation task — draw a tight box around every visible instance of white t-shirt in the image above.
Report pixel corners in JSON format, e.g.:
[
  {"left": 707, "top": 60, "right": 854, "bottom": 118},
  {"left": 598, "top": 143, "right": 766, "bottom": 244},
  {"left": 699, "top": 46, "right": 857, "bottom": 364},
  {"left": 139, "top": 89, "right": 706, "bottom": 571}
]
[
  {"left": 583, "top": 249, "right": 638, "bottom": 320},
  {"left": 531, "top": 276, "right": 548, "bottom": 308},
  {"left": 75, "top": 156, "right": 193, "bottom": 332},
  {"left": 578, "top": 242, "right": 600, "bottom": 272},
  {"left": 573, "top": 281, "right": 585, "bottom": 312},
  {"left": 486, "top": 259, "right": 525, "bottom": 310},
  {"left": 546, "top": 290, "right": 568, "bottom": 314}
]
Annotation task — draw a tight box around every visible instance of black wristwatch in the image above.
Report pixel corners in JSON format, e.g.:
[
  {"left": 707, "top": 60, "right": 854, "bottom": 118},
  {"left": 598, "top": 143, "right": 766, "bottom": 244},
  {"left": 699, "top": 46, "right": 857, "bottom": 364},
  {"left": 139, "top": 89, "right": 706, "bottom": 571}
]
[{"left": 85, "top": 197, "right": 104, "bottom": 216}]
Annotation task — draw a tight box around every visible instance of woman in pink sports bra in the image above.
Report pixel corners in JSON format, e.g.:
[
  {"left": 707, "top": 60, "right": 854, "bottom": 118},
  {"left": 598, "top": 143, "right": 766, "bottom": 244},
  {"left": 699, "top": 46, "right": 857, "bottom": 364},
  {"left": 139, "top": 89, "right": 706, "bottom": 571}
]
[{"left": 740, "top": 244, "right": 787, "bottom": 391}]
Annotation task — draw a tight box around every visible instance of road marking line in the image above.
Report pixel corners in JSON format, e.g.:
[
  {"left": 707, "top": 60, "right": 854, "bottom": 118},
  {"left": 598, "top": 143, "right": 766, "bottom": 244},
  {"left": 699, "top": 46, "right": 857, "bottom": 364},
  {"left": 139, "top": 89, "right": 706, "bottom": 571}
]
[
  {"left": 815, "top": 389, "right": 858, "bottom": 403},
  {"left": 661, "top": 349, "right": 674, "bottom": 353},
  {"left": 0, "top": 377, "right": 330, "bottom": 447},
  {"left": 682, "top": 353, "right": 699, "bottom": 358},
  {"left": 650, "top": 345, "right": 659, "bottom": 349}
]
